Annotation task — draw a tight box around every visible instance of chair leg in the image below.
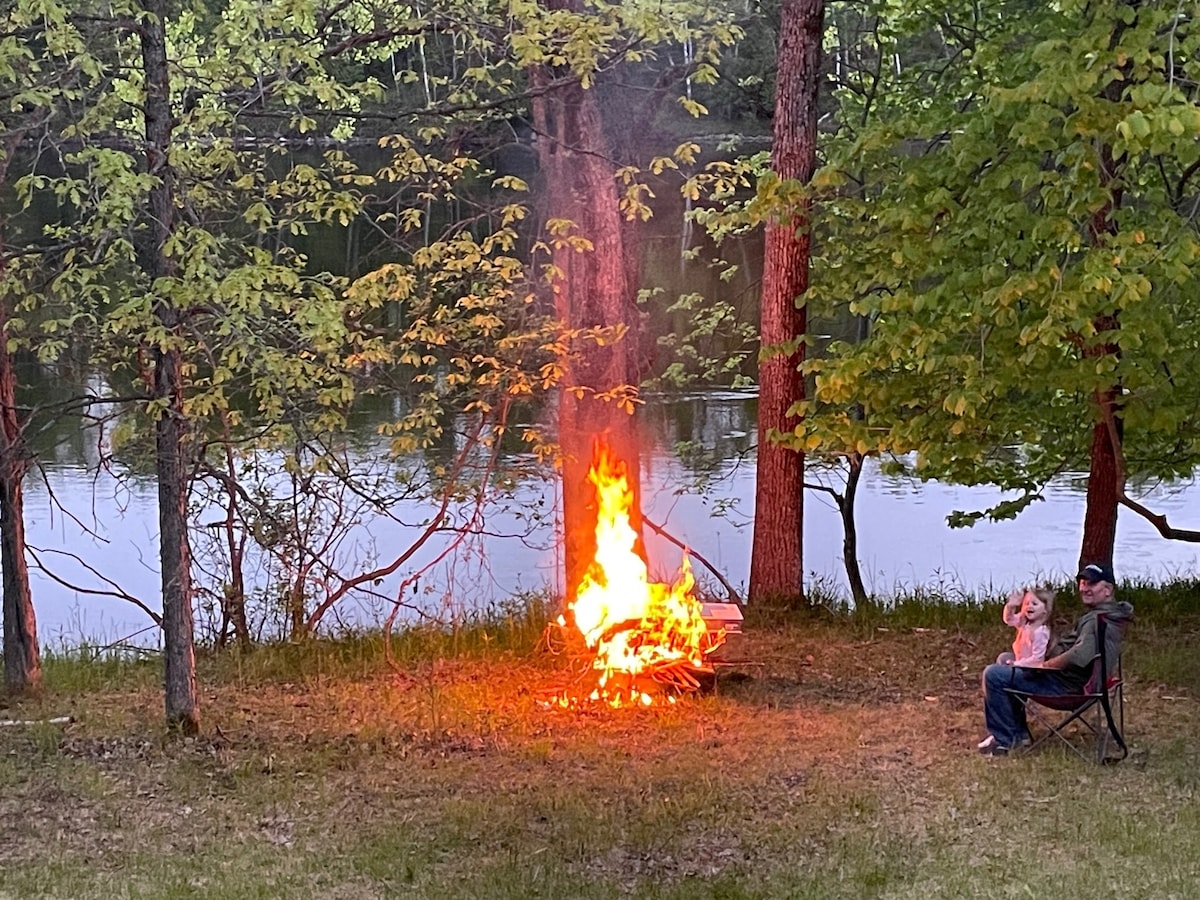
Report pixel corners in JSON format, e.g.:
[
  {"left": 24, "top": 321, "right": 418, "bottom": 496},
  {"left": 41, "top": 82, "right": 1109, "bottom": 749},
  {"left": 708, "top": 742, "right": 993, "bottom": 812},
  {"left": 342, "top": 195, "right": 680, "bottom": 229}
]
[
  {"left": 1101, "top": 682, "right": 1128, "bottom": 763},
  {"left": 1117, "top": 683, "right": 1125, "bottom": 746},
  {"left": 1012, "top": 695, "right": 1105, "bottom": 762}
]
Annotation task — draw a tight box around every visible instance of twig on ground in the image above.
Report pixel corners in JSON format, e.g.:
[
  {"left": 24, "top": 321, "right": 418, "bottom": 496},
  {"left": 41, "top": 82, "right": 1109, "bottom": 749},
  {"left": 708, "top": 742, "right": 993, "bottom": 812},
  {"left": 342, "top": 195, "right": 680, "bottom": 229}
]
[{"left": 0, "top": 716, "right": 74, "bottom": 727}]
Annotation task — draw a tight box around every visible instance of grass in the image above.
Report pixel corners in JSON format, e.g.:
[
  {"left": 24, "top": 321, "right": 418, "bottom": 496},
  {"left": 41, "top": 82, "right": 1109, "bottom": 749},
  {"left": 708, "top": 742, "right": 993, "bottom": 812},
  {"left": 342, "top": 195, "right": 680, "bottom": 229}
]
[{"left": 2, "top": 581, "right": 1199, "bottom": 898}]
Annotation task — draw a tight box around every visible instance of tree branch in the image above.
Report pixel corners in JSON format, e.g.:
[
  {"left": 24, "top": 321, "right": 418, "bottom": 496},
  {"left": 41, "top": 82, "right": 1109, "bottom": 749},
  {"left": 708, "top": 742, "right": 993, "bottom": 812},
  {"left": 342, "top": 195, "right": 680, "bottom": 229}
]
[
  {"left": 1117, "top": 494, "right": 1200, "bottom": 542},
  {"left": 26, "top": 546, "right": 163, "bottom": 626},
  {"left": 642, "top": 514, "right": 742, "bottom": 604}
]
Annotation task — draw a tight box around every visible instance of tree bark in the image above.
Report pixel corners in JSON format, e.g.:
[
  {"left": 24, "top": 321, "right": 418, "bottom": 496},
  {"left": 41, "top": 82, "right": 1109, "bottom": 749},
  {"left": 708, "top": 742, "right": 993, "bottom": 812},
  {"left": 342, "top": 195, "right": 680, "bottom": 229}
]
[
  {"left": 0, "top": 281, "right": 41, "bottom": 697},
  {"left": 529, "top": 9, "right": 641, "bottom": 605},
  {"left": 749, "top": 0, "right": 824, "bottom": 606},
  {"left": 0, "top": 124, "right": 42, "bottom": 696},
  {"left": 140, "top": 0, "right": 198, "bottom": 734},
  {"left": 841, "top": 453, "right": 869, "bottom": 609},
  {"left": 1080, "top": 377, "right": 1122, "bottom": 568},
  {"left": 1078, "top": 5, "right": 1133, "bottom": 570}
]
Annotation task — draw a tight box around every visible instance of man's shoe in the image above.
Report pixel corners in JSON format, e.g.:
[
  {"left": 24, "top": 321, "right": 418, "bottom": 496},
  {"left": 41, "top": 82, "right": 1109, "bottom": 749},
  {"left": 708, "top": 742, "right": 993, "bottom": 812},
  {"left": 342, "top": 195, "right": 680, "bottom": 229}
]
[
  {"left": 977, "top": 734, "right": 996, "bottom": 750},
  {"left": 979, "top": 743, "right": 1010, "bottom": 757}
]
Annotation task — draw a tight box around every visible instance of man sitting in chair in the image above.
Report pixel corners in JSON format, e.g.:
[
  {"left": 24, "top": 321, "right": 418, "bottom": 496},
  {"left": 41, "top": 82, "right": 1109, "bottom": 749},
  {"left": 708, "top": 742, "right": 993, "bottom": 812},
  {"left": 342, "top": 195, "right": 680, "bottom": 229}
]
[{"left": 978, "top": 562, "right": 1134, "bottom": 757}]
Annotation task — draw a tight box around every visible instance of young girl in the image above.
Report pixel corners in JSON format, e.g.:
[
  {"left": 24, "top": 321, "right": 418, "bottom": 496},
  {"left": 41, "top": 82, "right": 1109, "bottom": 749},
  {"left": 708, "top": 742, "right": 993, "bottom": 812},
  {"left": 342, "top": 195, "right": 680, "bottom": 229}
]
[
  {"left": 978, "top": 586, "right": 1056, "bottom": 751},
  {"left": 997, "top": 587, "right": 1054, "bottom": 667}
]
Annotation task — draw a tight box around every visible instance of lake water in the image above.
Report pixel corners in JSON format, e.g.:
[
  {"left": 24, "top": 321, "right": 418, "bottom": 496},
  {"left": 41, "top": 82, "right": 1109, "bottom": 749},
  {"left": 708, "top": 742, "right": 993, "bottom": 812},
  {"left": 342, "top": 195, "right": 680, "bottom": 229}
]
[{"left": 19, "top": 390, "right": 1198, "bottom": 648}]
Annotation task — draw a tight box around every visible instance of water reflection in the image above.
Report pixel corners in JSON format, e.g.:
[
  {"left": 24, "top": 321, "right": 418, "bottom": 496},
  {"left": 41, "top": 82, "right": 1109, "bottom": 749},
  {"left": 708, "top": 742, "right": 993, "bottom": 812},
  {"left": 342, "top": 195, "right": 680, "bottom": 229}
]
[{"left": 19, "top": 390, "right": 1200, "bottom": 647}]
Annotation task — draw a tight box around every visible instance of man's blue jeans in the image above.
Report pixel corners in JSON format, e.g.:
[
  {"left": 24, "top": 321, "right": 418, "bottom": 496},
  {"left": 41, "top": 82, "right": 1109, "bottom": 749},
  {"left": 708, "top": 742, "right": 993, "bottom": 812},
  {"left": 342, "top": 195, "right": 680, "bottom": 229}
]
[{"left": 982, "top": 663, "right": 1080, "bottom": 749}]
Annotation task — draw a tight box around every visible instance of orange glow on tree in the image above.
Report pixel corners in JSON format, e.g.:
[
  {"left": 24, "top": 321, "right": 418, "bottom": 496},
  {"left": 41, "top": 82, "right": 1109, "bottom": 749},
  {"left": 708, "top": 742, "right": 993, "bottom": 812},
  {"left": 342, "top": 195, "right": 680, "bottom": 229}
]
[{"left": 559, "top": 443, "right": 716, "bottom": 707}]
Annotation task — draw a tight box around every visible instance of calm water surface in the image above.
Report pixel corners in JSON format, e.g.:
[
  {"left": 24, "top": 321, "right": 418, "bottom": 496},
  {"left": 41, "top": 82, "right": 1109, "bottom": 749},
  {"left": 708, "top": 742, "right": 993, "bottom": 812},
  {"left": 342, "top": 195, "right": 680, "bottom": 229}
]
[{"left": 22, "top": 391, "right": 1200, "bottom": 646}]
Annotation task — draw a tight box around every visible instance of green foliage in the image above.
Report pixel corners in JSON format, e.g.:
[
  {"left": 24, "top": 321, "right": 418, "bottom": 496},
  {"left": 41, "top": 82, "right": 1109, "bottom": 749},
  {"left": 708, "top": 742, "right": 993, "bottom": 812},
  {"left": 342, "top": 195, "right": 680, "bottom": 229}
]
[
  {"left": 801, "top": 0, "right": 1200, "bottom": 521},
  {"left": 0, "top": 0, "right": 763, "bottom": 647},
  {"left": 642, "top": 287, "right": 758, "bottom": 389},
  {"left": 0, "top": 0, "right": 112, "bottom": 360}
]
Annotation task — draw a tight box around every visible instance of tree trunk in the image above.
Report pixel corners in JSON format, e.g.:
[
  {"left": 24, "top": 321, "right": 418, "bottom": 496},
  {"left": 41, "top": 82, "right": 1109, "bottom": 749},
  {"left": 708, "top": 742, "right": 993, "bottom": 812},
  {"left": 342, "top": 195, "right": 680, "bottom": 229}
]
[
  {"left": 140, "top": 0, "right": 198, "bottom": 734},
  {"left": 1080, "top": 414, "right": 1120, "bottom": 567},
  {"left": 0, "top": 287, "right": 40, "bottom": 697},
  {"left": 841, "top": 453, "right": 870, "bottom": 610},
  {"left": 225, "top": 537, "right": 250, "bottom": 650},
  {"left": 749, "top": 0, "right": 825, "bottom": 606},
  {"left": 529, "top": 15, "right": 641, "bottom": 605},
  {"left": 217, "top": 415, "right": 250, "bottom": 650},
  {"left": 1079, "top": 8, "right": 1130, "bottom": 570}
]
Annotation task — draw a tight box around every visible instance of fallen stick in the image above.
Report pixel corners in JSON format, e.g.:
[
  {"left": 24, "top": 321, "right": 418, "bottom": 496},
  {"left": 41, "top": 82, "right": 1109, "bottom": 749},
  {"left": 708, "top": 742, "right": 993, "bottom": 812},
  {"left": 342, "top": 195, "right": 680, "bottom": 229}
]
[{"left": 0, "top": 716, "right": 74, "bottom": 727}]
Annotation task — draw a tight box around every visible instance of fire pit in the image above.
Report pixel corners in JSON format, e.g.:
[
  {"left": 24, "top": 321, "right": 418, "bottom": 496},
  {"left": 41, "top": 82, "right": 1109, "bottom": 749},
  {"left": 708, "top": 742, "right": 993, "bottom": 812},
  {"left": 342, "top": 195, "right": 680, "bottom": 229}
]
[{"left": 552, "top": 443, "right": 741, "bottom": 708}]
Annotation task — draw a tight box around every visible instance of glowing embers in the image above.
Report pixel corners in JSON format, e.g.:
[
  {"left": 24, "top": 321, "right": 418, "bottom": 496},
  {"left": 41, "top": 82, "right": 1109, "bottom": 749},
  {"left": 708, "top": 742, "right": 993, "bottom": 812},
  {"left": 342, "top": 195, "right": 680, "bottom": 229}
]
[{"left": 557, "top": 443, "right": 724, "bottom": 708}]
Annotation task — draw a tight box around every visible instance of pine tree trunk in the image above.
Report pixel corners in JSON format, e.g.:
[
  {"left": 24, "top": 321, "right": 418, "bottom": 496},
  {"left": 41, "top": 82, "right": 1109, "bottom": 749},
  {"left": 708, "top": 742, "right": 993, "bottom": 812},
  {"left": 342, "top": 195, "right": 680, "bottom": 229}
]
[
  {"left": 140, "top": 0, "right": 198, "bottom": 734},
  {"left": 529, "top": 20, "right": 641, "bottom": 605},
  {"left": 0, "top": 291, "right": 40, "bottom": 696},
  {"left": 749, "top": 0, "right": 824, "bottom": 606}
]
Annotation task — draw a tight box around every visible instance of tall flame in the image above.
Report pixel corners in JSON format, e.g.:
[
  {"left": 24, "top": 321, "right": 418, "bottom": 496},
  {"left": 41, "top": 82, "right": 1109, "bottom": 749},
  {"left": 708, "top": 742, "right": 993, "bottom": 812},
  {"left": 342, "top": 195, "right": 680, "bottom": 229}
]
[{"left": 561, "top": 443, "right": 713, "bottom": 707}]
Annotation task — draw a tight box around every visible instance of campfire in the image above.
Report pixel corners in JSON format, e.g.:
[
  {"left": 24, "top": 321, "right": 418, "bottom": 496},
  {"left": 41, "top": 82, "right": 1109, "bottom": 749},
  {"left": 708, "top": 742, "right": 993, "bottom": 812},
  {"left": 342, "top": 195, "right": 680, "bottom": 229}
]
[{"left": 555, "top": 442, "right": 735, "bottom": 707}]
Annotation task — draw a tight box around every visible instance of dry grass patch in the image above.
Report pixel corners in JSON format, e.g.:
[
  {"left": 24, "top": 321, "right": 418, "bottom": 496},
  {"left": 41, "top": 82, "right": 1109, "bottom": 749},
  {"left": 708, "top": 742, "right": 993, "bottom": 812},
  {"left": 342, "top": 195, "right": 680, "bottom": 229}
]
[{"left": 1, "top": 618, "right": 1197, "bottom": 898}]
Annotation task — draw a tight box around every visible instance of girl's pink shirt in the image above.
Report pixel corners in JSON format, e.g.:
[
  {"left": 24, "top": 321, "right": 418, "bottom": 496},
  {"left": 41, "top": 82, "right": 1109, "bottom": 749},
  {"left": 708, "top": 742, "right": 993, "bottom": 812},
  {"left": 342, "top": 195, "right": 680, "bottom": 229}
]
[
  {"left": 1011, "top": 623, "right": 1051, "bottom": 666},
  {"left": 1002, "top": 603, "right": 1051, "bottom": 665}
]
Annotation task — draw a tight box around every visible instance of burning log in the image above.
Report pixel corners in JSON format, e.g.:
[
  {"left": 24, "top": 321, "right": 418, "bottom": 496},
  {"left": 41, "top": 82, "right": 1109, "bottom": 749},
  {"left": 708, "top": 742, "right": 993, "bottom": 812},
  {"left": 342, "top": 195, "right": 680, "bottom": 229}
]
[{"left": 551, "top": 442, "right": 740, "bottom": 708}]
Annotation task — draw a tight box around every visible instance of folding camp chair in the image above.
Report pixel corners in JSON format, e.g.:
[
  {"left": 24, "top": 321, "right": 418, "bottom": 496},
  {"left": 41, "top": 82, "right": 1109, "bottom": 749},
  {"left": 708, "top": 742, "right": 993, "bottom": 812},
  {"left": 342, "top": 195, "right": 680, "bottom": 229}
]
[{"left": 1004, "top": 613, "right": 1129, "bottom": 763}]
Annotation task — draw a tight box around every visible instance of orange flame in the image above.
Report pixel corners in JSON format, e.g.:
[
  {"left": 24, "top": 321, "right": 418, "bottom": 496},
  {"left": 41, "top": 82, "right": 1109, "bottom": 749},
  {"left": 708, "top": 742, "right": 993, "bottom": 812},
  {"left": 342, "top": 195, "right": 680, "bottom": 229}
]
[{"left": 560, "top": 443, "right": 714, "bottom": 707}]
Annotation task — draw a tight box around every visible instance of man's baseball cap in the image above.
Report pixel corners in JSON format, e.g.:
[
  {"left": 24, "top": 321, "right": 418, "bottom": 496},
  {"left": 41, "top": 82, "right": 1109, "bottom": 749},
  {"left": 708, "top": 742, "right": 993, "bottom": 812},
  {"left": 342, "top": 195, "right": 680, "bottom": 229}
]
[{"left": 1077, "top": 562, "right": 1115, "bottom": 584}]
